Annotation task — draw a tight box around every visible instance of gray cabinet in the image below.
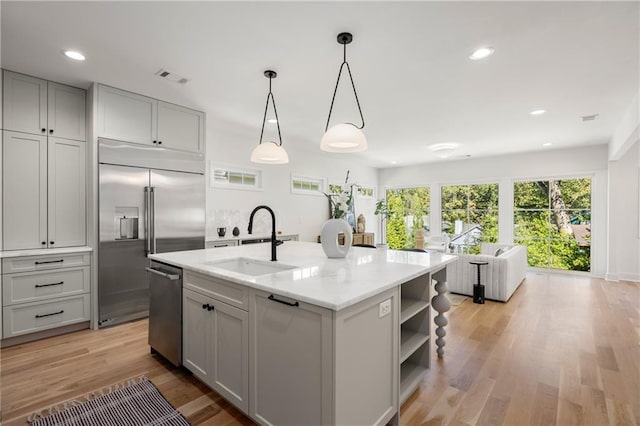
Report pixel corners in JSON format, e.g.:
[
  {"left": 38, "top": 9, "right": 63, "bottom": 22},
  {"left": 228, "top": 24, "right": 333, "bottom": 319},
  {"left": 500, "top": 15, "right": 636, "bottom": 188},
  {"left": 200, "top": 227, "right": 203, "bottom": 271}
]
[
  {"left": 2, "top": 130, "right": 86, "bottom": 250},
  {"left": 97, "top": 85, "right": 204, "bottom": 153},
  {"left": 97, "top": 85, "right": 156, "bottom": 146},
  {"left": 3, "top": 71, "right": 85, "bottom": 141},
  {"left": 2, "top": 71, "right": 47, "bottom": 136},
  {"left": 249, "top": 289, "right": 333, "bottom": 426},
  {"left": 1, "top": 250, "right": 91, "bottom": 340},
  {"left": 183, "top": 286, "right": 249, "bottom": 413},
  {"left": 2, "top": 131, "right": 47, "bottom": 250},
  {"left": 157, "top": 101, "right": 204, "bottom": 153}
]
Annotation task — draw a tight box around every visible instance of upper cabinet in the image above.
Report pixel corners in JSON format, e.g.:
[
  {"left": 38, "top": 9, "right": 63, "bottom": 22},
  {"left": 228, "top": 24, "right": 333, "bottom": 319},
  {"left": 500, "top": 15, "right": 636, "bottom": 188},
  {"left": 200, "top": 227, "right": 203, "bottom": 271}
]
[
  {"left": 97, "top": 85, "right": 156, "bottom": 146},
  {"left": 3, "top": 71, "right": 85, "bottom": 141},
  {"left": 97, "top": 84, "right": 204, "bottom": 153},
  {"left": 157, "top": 101, "right": 204, "bottom": 153}
]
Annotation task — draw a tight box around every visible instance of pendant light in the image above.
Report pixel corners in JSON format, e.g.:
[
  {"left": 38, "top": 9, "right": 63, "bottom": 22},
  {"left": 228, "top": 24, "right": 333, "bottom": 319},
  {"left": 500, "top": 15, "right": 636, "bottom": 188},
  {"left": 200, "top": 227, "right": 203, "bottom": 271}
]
[
  {"left": 251, "top": 70, "right": 289, "bottom": 164},
  {"left": 321, "top": 32, "right": 367, "bottom": 153}
]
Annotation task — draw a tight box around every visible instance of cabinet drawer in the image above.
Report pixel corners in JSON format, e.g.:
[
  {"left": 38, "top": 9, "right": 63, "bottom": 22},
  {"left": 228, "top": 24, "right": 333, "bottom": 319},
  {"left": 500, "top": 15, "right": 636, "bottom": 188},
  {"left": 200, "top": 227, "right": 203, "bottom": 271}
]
[
  {"left": 206, "top": 240, "right": 239, "bottom": 249},
  {"left": 3, "top": 294, "right": 90, "bottom": 338},
  {"left": 184, "top": 271, "right": 248, "bottom": 311},
  {"left": 3, "top": 266, "right": 90, "bottom": 306},
  {"left": 2, "top": 252, "right": 90, "bottom": 273}
]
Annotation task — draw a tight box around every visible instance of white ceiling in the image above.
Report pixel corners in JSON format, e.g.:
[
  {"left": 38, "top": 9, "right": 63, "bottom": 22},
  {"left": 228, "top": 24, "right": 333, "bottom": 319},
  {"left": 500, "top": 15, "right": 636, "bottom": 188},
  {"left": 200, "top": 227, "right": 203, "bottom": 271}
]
[{"left": 2, "top": 1, "right": 638, "bottom": 168}]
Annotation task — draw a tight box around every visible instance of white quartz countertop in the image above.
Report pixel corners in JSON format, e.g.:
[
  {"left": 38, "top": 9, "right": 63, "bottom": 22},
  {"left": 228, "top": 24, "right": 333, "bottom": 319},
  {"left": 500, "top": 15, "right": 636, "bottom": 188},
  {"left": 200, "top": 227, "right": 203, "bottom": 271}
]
[
  {"left": 149, "top": 242, "right": 457, "bottom": 311},
  {"left": 0, "top": 246, "right": 93, "bottom": 258},
  {"left": 207, "top": 232, "right": 296, "bottom": 242}
]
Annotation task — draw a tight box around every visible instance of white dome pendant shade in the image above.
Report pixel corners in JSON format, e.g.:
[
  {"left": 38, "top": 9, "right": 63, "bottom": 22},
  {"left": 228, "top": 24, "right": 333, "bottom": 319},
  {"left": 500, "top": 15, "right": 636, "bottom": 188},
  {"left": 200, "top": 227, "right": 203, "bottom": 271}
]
[
  {"left": 252, "top": 70, "right": 289, "bottom": 164},
  {"left": 320, "top": 123, "right": 367, "bottom": 152},
  {"left": 251, "top": 140, "right": 289, "bottom": 164},
  {"left": 321, "top": 32, "right": 367, "bottom": 153}
]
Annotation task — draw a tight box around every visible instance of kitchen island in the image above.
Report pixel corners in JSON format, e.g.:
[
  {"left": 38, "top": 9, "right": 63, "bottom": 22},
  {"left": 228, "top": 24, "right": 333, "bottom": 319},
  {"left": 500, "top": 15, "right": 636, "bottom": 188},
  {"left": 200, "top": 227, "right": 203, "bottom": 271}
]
[{"left": 150, "top": 241, "right": 456, "bottom": 426}]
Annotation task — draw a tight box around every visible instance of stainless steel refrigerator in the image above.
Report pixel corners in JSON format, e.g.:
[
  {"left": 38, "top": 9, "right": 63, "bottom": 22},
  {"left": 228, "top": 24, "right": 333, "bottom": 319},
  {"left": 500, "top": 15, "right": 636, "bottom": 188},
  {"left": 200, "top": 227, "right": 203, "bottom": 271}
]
[{"left": 98, "top": 139, "right": 205, "bottom": 327}]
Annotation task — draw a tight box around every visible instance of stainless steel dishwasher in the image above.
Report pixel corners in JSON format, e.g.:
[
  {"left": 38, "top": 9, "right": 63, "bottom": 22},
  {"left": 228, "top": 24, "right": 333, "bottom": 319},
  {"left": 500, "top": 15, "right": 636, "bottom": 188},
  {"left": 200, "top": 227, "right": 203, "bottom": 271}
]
[{"left": 146, "top": 260, "right": 182, "bottom": 366}]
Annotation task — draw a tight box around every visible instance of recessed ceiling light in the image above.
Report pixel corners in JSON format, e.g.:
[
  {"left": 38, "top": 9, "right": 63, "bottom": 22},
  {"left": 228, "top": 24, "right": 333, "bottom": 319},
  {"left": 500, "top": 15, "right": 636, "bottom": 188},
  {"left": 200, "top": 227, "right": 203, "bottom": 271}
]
[
  {"left": 469, "top": 47, "right": 494, "bottom": 60},
  {"left": 267, "top": 119, "right": 278, "bottom": 124},
  {"left": 530, "top": 109, "right": 546, "bottom": 116},
  {"left": 543, "top": 142, "right": 552, "bottom": 147},
  {"left": 390, "top": 161, "right": 397, "bottom": 164},
  {"left": 62, "top": 50, "right": 86, "bottom": 61}
]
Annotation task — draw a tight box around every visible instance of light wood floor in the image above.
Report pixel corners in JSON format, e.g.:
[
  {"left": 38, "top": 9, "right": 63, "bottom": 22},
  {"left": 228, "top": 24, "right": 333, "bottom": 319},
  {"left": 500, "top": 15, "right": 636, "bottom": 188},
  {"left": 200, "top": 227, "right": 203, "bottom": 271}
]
[{"left": 1, "top": 273, "right": 638, "bottom": 425}]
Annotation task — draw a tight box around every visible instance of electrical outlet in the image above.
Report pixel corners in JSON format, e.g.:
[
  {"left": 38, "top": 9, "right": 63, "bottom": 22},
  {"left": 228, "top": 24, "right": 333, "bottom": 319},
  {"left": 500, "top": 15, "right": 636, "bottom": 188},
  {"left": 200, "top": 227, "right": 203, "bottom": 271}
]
[{"left": 379, "top": 299, "right": 391, "bottom": 318}]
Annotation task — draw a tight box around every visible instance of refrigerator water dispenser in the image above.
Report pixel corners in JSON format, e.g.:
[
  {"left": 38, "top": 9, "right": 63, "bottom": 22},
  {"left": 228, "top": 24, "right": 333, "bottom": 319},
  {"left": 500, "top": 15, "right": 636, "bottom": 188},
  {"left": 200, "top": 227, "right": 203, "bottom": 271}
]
[{"left": 115, "top": 207, "right": 139, "bottom": 240}]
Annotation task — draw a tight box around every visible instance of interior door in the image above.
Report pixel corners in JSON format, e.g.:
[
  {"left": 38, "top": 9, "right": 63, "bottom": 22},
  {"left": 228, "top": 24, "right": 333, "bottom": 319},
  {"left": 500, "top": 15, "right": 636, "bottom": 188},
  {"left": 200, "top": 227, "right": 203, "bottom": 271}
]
[
  {"left": 98, "top": 164, "right": 150, "bottom": 326},
  {"left": 151, "top": 169, "right": 204, "bottom": 253}
]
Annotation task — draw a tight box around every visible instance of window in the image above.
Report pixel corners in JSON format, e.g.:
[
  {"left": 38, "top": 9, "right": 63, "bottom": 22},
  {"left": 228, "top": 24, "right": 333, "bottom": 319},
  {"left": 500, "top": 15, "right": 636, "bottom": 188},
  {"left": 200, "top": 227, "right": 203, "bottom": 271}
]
[
  {"left": 211, "top": 164, "right": 262, "bottom": 190},
  {"left": 385, "top": 187, "right": 430, "bottom": 249},
  {"left": 291, "top": 175, "right": 326, "bottom": 195},
  {"left": 514, "top": 178, "right": 591, "bottom": 271},
  {"left": 441, "top": 183, "right": 498, "bottom": 253}
]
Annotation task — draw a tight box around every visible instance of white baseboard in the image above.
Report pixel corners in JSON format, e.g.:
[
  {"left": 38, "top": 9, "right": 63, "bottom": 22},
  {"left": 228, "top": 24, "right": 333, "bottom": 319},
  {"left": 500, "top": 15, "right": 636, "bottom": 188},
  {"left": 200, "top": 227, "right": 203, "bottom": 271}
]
[{"left": 605, "top": 272, "right": 640, "bottom": 283}]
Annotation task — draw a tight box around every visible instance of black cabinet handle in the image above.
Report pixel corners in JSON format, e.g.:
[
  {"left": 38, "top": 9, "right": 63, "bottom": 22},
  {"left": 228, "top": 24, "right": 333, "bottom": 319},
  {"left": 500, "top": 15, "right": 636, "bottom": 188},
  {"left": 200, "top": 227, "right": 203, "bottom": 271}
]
[
  {"left": 49, "top": 129, "right": 54, "bottom": 134},
  {"left": 41, "top": 128, "right": 46, "bottom": 133},
  {"left": 268, "top": 294, "right": 299, "bottom": 307},
  {"left": 50, "top": 241, "right": 55, "bottom": 245},
  {"left": 202, "top": 303, "right": 208, "bottom": 310},
  {"left": 158, "top": 141, "right": 162, "bottom": 145},
  {"left": 35, "top": 310, "right": 64, "bottom": 319},
  {"left": 207, "top": 304, "right": 214, "bottom": 311},
  {"left": 35, "top": 281, "right": 64, "bottom": 288},
  {"left": 35, "top": 259, "right": 64, "bottom": 265},
  {"left": 41, "top": 241, "right": 46, "bottom": 245},
  {"left": 153, "top": 140, "right": 157, "bottom": 144}
]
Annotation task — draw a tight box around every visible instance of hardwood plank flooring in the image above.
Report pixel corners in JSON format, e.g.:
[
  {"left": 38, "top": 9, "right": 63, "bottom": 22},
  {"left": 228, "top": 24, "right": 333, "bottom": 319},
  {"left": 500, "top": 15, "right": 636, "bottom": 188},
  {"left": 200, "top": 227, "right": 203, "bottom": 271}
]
[{"left": 1, "top": 273, "right": 638, "bottom": 425}]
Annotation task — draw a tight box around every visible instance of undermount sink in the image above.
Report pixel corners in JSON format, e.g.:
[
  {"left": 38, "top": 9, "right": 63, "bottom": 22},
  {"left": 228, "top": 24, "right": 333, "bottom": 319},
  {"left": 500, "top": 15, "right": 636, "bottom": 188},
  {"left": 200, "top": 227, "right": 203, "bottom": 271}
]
[{"left": 205, "top": 257, "right": 297, "bottom": 277}]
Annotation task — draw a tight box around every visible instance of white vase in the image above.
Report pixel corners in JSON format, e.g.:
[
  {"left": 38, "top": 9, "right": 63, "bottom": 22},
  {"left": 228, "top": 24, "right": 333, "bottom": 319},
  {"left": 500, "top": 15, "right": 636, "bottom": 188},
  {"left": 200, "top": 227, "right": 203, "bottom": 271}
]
[{"left": 321, "top": 218, "right": 353, "bottom": 258}]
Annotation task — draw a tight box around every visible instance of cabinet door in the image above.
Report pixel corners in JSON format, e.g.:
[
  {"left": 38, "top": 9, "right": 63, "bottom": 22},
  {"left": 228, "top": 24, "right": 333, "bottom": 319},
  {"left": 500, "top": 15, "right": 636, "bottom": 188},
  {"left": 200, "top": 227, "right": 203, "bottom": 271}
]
[
  {"left": 157, "top": 101, "right": 204, "bottom": 153},
  {"left": 2, "top": 131, "right": 47, "bottom": 250},
  {"left": 183, "top": 288, "right": 211, "bottom": 383},
  {"left": 250, "top": 290, "right": 333, "bottom": 426},
  {"left": 97, "top": 85, "right": 157, "bottom": 145},
  {"left": 3, "top": 71, "right": 47, "bottom": 136},
  {"left": 47, "top": 82, "right": 86, "bottom": 141},
  {"left": 48, "top": 137, "right": 86, "bottom": 248},
  {"left": 211, "top": 300, "right": 249, "bottom": 413}
]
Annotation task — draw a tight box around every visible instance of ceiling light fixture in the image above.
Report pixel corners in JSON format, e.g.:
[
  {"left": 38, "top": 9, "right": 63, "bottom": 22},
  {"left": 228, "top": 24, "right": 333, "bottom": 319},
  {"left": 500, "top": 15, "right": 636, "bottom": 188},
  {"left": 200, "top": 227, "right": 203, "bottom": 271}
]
[
  {"left": 320, "top": 32, "right": 367, "bottom": 153},
  {"left": 267, "top": 119, "right": 278, "bottom": 124},
  {"left": 469, "top": 47, "right": 494, "bottom": 60},
  {"left": 530, "top": 109, "right": 546, "bottom": 116},
  {"left": 251, "top": 70, "right": 289, "bottom": 164},
  {"left": 543, "top": 142, "right": 552, "bottom": 147},
  {"left": 429, "top": 143, "right": 459, "bottom": 158},
  {"left": 63, "top": 50, "right": 86, "bottom": 61}
]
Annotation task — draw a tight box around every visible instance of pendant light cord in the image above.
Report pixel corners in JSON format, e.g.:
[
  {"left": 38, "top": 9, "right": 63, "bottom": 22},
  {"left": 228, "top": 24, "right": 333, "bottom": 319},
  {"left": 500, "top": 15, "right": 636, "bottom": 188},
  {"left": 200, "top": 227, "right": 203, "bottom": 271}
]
[
  {"left": 259, "top": 75, "right": 283, "bottom": 146},
  {"left": 325, "top": 41, "right": 365, "bottom": 132}
]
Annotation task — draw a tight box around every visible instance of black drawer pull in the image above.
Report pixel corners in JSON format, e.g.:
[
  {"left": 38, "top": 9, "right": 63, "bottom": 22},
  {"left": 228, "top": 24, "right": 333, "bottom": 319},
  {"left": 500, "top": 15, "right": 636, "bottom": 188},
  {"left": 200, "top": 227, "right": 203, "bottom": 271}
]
[
  {"left": 268, "top": 294, "right": 299, "bottom": 307},
  {"left": 34, "top": 259, "right": 64, "bottom": 265},
  {"left": 35, "top": 281, "right": 64, "bottom": 288},
  {"left": 35, "top": 310, "right": 64, "bottom": 319}
]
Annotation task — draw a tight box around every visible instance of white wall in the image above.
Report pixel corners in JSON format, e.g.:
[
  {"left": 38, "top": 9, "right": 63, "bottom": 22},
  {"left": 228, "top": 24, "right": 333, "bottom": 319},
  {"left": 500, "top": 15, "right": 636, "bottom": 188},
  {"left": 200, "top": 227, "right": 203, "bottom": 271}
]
[
  {"left": 205, "top": 122, "right": 378, "bottom": 243},
  {"left": 609, "top": 94, "right": 639, "bottom": 161},
  {"left": 607, "top": 139, "right": 640, "bottom": 282},
  {"left": 379, "top": 145, "right": 609, "bottom": 277}
]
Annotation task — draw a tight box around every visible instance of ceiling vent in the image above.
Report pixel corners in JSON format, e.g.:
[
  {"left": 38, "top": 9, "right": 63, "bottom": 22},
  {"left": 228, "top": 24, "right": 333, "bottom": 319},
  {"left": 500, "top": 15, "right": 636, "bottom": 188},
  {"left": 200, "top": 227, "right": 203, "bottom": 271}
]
[
  {"left": 155, "top": 69, "right": 189, "bottom": 84},
  {"left": 581, "top": 114, "right": 599, "bottom": 122}
]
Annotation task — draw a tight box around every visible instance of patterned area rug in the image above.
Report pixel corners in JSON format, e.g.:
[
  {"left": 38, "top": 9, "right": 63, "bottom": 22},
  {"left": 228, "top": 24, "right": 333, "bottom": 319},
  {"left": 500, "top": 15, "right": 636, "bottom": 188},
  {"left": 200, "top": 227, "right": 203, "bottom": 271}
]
[{"left": 28, "top": 376, "right": 189, "bottom": 426}]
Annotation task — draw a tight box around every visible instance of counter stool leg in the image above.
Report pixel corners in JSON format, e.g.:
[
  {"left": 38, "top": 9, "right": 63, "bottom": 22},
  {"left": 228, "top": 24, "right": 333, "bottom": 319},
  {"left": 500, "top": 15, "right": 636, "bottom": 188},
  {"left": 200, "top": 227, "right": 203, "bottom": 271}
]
[{"left": 431, "top": 269, "right": 451, "bottom": 358}]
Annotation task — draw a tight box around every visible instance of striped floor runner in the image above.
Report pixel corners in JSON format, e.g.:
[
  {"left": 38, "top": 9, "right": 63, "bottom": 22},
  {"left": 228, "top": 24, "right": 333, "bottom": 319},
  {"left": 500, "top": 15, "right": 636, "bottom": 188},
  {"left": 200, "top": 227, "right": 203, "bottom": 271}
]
[{"left": 28, "top": 376, "right": 189, "bottom": 425}]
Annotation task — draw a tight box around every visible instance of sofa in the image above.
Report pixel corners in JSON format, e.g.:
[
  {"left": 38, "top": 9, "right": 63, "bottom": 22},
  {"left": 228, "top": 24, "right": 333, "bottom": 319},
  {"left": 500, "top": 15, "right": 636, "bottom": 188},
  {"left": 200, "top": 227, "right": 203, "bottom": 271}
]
[{"left": 446, "top": 243, "right": 527, "bottom": 302}]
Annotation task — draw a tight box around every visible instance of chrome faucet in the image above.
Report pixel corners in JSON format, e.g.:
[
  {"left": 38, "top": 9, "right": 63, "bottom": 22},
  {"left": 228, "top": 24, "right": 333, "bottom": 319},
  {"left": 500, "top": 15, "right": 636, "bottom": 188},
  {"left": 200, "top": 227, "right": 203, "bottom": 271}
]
[{"left": 248, "top": 205, "right": 283, "bottom": 261}]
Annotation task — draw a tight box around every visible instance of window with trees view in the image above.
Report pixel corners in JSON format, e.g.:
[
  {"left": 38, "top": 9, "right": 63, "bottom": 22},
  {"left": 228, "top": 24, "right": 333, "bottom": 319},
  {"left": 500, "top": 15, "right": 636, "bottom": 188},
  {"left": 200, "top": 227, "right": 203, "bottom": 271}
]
[
  {"left": 385, "top": 187, "right": 430, "bottom": 249},
  {"left": 514, "top": 178, "right": 591, "bottom": 271},
  {"left": 441, "top": 184, "right": 499, "bottom": 254}
]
